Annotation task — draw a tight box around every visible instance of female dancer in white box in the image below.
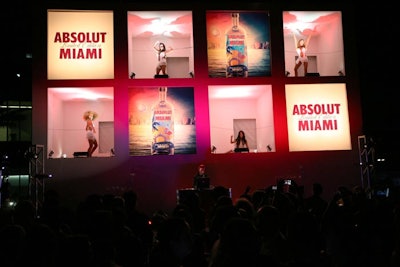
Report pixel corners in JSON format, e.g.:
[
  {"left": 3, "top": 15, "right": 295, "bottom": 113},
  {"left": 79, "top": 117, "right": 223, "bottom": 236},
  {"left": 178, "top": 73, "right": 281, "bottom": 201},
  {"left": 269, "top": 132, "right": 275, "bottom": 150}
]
[
  {"left": 84, "top": 111, "right": 98, "bottom": 157},
  {"left": 153, "top": 41, "right": 173, "bottom": 75},
  {"left": 293, "top": 30, "right": 312, "bottom": 77}
]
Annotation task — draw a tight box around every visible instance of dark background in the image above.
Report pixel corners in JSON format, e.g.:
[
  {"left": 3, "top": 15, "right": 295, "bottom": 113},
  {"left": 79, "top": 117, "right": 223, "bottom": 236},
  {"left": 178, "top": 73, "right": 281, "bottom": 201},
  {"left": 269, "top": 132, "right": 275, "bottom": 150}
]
[
  {"left": 355, "top": 4, "right": 400, "bottom": 169},
  {"left": 3, "top": 2, "right": 399, "bottom": 169}
]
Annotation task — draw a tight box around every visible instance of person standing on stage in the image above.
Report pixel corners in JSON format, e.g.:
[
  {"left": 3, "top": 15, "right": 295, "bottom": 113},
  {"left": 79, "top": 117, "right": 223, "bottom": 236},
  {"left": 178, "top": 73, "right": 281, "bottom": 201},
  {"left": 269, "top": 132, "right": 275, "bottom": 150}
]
[
  {"left": 153, "top": 41, "right": 173, "bottom": 76},
  {"left": 193, "top": 164, "right": 209, "bottom": 189}
]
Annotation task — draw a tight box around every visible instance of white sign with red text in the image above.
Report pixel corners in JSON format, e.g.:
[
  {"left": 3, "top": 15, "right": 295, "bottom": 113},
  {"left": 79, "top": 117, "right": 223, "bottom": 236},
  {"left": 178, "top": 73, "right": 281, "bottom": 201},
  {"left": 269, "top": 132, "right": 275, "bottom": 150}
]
[
  {"left": 285, "top": 83, "right": 351, "bottom": 151},
  {"left": 47, "top": 10, "right": 114, "bottom": 79}
]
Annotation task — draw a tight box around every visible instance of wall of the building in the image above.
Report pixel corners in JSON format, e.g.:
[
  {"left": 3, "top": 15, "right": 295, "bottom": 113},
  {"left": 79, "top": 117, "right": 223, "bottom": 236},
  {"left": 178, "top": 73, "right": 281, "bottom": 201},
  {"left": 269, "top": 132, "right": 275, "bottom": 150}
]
[{"left": 32, "top": 2, "right": 362, "bottom": 215}]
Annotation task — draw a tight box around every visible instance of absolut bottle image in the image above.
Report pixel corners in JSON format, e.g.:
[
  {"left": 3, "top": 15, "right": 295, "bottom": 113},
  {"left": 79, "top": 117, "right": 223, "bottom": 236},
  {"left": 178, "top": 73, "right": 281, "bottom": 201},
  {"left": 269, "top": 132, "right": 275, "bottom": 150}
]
[
  {"left": 151, "top": 87, "right": 175, "bottom": 155},
  {"left": 226, "top": 12, "right": 248, "bottom": 77}
]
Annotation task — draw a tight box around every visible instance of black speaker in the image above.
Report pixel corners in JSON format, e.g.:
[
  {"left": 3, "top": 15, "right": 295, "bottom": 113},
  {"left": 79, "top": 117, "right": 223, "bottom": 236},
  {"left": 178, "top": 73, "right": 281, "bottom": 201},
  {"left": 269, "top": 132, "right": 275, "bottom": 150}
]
[
  {"left": 154, "top": 74, "right": 169, "bottom": 78},
  {"left": 73, "top": 151, "right": 88, "bottom": 158},
  {"left": 305, "top": 72, "right": 320, "bottom": 77}
]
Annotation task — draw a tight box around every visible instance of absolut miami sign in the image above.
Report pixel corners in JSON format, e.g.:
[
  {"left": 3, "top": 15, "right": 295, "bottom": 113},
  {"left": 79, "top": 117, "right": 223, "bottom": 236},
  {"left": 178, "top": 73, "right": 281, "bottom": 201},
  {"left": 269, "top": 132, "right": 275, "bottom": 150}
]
[
  {"left": 285, "top": 83, "right": 351, "bottom": 151},
  {"left": 47, "top": 10, "right": 114, "bottom": 79}
]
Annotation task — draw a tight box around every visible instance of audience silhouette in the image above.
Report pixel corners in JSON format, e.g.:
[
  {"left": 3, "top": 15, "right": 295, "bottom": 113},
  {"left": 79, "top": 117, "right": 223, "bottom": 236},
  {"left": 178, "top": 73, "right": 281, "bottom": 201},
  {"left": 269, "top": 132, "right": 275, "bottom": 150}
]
[{"left": 0, "top": 182, "right": 399, "bottom": 267}]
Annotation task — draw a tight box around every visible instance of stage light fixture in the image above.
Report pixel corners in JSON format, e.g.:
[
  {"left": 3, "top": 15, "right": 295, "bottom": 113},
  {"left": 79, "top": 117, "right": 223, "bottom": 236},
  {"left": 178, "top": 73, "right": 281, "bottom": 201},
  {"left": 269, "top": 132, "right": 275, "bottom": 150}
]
[
  {"left": 130, "top": 72, "right": 136, "bottom": 79},
  {"left": 111, "top": 148, "right": 115, "bottom": 156},
  {"left": 285, "top": 71, "right": 290, "bottom": 77},
  {"left": 189, "top": 71, "right": 194, "bottom": 78},
  {"left": 48, "top": 150, "right": 54, "bottom": 158}
]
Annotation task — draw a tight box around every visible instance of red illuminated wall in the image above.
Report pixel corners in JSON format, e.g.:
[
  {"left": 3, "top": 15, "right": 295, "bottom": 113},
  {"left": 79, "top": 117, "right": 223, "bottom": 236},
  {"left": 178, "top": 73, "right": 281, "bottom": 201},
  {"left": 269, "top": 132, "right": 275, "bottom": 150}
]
[{"left": 32, "top": 2, "right": 363, "bottom": 214}]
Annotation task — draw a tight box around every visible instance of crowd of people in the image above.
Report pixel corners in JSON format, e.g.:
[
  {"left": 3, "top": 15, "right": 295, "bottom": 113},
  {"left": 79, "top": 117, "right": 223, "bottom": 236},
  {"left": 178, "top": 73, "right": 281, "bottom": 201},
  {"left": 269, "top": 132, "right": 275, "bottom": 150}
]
[{"left": 0, "top": 180, "right": 399, "bottom": 267}]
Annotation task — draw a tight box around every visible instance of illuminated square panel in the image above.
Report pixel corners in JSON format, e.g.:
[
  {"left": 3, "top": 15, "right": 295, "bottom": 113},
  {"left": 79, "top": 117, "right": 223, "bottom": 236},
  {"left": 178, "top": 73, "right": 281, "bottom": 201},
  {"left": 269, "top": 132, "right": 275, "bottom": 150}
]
[
  {"left": 47, "top": 10, "right": 114, "bottom": 80},
  {"left": 285, "top": 83, "right": 351, "bottom": 151},
  {"left": 206, "top": 11, "right": 271, "bottom": 78},
  {"left": 47, "top": 87, "right": 114, "bottom": 158},
  {"left": 128, "top": 86, "right": 196, "bottom": 156},
  {"left": 209, "top": 85, "right": 275, "bottom": 153},
  {"left": 127, "top": 11, "right": 194, "bottom": 79},
  {"left": 282, "top": 11, "right": 345, "bottom": 77}
]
